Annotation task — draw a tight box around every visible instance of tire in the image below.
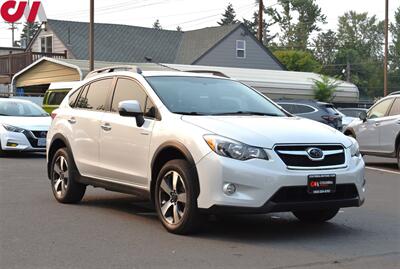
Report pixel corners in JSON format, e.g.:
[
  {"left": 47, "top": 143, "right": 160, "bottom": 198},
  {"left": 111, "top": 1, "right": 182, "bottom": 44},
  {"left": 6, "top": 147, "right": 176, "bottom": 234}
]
[
  {"left": 0, "top": 141, "right": 5, "bottom": 157},
  {"left": 50, "top": 148, "right": 86, "bottom": 204},
  {"left": 397, "top": 144, "right": 400, "bottom": 170},
  {"left": 154, "top": 159, "right": 202, "bottom": 235},
  {"left": 292, "top": 208, "right": 339, "bottom": 223}
]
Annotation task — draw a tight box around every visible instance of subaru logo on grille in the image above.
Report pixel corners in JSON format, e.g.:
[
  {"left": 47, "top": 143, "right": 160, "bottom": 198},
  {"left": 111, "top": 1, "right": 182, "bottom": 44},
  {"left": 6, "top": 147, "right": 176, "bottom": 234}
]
[{"left": 306, "top": 148, "right": 324, "bottom": 161}]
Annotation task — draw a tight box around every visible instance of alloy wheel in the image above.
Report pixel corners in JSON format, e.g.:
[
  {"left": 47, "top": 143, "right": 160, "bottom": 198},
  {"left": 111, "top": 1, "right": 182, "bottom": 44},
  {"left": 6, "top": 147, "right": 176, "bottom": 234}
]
[
  {"left": 158, "top": 171, "right": 187, "bottom": 225},
  {"left": 52, "top": 156, "right": 69, "bottom": 198}
]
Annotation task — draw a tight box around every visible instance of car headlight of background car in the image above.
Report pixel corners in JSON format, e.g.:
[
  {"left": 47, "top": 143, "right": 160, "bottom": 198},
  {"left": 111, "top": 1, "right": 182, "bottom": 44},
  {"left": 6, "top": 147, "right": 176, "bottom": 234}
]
[
  {"left": 2, "top": 124, "right": 25, "bottom": 133},
  {"left": 348, "top": 137, "right": 361, "bottom": 157},
  {"left": 204, "top": 134, "right": 269, "bottom": 161}
]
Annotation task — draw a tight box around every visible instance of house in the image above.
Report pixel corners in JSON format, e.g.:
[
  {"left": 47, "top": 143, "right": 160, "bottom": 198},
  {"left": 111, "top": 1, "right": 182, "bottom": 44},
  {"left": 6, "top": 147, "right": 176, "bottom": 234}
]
[
  {"left": 27, "top": 19, "right": 285, "bottom": 70},
  {"left": 11, "top": 58, "right": 359, "bottom": 104}
]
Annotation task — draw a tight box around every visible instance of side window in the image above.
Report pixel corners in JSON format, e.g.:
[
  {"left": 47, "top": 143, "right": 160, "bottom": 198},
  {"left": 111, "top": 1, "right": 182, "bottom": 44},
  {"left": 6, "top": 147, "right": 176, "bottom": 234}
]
[
  {"left": 111, "top": 78, "right": 155, "bottom": 118},
  {"left": 85, "top": 79, "right": 113, "bottom": 111},
  {"left": 296, "top": 104, "right": 315, "bottom": 114},
  {"left": 69, "top": 88, "right": 81, "bottom": 107},
  {"left": 389, "top": 98, "right": 400, "bottom": 116},
  {"left": 47, "top": 91, "right": 68, "bottom": 106},
  {"left": 368, "top": 98, "right": 394, "bottom": 119},
  {"left": 279, "top": 104, "right": 295, "bottom": 113},
  {"left": 75, "top": 85, "right": 89, "bottom": 108}
]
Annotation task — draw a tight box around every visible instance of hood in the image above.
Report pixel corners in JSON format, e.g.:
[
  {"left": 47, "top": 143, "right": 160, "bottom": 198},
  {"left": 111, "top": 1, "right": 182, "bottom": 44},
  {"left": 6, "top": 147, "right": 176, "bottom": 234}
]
[
  {"left": 182, "top": 116, "right": 352, "bottom": 149},
  {"left": 0, "top": 116, "right": 51, "bottom": 131}
]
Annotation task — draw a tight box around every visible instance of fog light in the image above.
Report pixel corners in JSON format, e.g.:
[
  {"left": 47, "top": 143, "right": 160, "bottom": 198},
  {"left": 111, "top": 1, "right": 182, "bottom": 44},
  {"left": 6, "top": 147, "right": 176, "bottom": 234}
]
[
  {"left": 223, "top": 183, "right": 236, "bottom": 195},
  {"left": 7, "top": 142, "right": 18, "bottom": 147}
]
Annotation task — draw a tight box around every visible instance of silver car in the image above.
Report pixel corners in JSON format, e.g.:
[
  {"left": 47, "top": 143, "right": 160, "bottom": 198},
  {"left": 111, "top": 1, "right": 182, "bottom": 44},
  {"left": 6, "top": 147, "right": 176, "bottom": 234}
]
[{"left": 345, "top": 94, "right": 400, "bottom": 169}]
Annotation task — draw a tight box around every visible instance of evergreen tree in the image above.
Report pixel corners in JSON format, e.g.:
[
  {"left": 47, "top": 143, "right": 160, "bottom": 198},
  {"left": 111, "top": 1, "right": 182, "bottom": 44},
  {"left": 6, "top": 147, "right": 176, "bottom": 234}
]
[
  {"left": 20, "top": 22, "right": 41, "bottom": 45},
  {"left": 389, "top": 7, "right": 400, "bottom": 93},
  {"left": 176, "top": 26, "right": 183, "bottom": 32},
  {"left": 218, "top": 3, "right": 238, "bottom": 26}
]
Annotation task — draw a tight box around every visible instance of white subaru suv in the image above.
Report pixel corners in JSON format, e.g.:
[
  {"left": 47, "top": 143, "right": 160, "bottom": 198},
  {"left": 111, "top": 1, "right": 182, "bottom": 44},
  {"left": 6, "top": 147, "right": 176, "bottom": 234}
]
[{"left": 47, "top": 66, "right": 366, "bottom": 234}]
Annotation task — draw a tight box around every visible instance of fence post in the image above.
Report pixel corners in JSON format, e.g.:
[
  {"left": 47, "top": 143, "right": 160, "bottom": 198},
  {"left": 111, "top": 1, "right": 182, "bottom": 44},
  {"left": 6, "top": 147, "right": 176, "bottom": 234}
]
[{"left": 64, "top": 50, "right": 68, "bottom": 58}]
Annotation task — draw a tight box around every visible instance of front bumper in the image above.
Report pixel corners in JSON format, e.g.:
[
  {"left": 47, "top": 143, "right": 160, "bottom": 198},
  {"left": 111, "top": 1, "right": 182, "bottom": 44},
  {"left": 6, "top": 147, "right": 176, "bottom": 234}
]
[
  {"left": 195, "top": 149, "right": 365, "bottom": 212},
  {"left": 0, "top": 130, "right": 47, "bottom": 152}
]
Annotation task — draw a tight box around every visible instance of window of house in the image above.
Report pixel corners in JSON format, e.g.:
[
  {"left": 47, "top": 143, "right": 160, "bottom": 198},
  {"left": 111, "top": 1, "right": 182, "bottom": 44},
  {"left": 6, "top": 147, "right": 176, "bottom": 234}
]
[
  {"left": 40, "top": 36, "right": 53, "bottom": 53},
  {"left": 236, "top": 40, "right": 246, "bottom": 58}
]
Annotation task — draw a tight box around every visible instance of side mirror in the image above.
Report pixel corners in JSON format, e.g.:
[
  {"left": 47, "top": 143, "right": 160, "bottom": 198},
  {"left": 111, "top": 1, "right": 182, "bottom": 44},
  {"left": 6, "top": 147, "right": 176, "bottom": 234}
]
[
  {"left": 359, "top": 111, "right": 367, "bottom": 122},
  {"left": 118, "top": 100, "right": 145, "bottom": 127}
]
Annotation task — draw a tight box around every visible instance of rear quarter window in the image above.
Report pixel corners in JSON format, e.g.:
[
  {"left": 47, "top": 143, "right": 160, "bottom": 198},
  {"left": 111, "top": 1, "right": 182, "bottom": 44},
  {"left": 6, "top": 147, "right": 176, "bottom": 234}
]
[{"left": 47, "top": 91, "right": 69, "bottom": 106}]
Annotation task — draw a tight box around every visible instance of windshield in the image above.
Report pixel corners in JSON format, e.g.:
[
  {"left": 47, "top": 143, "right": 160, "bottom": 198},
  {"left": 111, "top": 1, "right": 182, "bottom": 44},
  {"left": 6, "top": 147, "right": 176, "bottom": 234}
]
[
  {"left": 0, "top": 100, "right": 48, "bottom": 117},
  {"left": 146, "top": 76, "right": 286, "bottom": 116}
]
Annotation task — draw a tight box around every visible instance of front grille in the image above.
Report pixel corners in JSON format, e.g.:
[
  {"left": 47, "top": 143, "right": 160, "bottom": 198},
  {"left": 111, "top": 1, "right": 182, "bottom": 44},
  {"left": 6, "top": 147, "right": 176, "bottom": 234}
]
[
  {"left": 22, "top": 130, "right": 46, "bottom": 148},
  {"left": 31, "top": 131, "right": 47, "bottom": 138},
  {"left": 275, "top": 145, "right": 345, "bottom": 168},
  {"left": 271, "top": 184, "right": 359, "bottom": 203}
]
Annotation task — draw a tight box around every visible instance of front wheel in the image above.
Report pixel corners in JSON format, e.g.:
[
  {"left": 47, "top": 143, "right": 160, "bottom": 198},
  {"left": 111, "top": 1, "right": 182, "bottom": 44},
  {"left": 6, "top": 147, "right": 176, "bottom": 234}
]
[
  {"left": 50, "top": 148, "right": 86, "bottom": 204},
  {"left": 292, "top": 208, "right": 339, "bottom": 223},
  {"left": 154, "top": 159, "right": 202, "bottom": 235},
  {"left": 397, "top": 144, "right": 400, "bottom": 170}
]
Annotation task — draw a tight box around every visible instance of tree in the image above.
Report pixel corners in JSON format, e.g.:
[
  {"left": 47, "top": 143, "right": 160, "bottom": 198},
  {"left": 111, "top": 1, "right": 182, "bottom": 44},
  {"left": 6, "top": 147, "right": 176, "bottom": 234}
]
[
  {"left": 20, "top": 22, "right": 41, "bottom": 45},
  {"left": 389, "top": 7, "right": 400, "bottom": 94},
  {"left": 312, "top": 30, "right": 338, "bottom": 66},
  {"left": 273, "top": 50, "right": 321, "bottom": 72},
  {"left": 153, "top": 19, "right": 162, "bottom": 30},
  {"left": 218, "top": 3, "right": 238, "bottom": 26},
  {"left": 335, "top": 11, "right": 384, "bottom": 97},
  {"left": 269, "top": 0, "right": 326, "bottom": 50},
  {"left": 243, "top": 7, "right": 277, "bottom": 45},
  {"left": 312, "top": 75, "right": 340, "bottom": 102},
  {"left": 176, "top": 26, "right": 183, "bottom": 32}
]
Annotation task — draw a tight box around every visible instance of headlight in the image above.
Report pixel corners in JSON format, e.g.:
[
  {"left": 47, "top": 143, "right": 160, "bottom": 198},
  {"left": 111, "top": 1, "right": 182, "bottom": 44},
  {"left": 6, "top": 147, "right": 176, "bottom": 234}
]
[
  {"left": 204, "top": 134, "right": 268, "bottom": 161},
  {"left": 348, "top": 137, "right": 360, "bottom": 157},
  {"left": 2, "top": 124, "right": 25, "bottom": 133}
]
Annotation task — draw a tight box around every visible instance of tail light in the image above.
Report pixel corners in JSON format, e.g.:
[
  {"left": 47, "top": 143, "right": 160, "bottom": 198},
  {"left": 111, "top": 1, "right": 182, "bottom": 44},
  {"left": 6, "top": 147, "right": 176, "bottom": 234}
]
[
  {"left": 51, "top": 112, "right": 57, "bottom": 120},
  {"left": 321, "top": 115, "right": 339, "bottom": 122}
]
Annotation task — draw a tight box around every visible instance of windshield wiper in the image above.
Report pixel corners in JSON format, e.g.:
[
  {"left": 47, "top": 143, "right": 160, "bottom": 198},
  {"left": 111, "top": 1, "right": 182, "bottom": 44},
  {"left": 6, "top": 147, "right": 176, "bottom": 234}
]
[
  {"left": 174, "top": 111, "right": 208, "bottom": 116},
  {"left": 211, "top": 111, "right": 281, "bottom": 116}
]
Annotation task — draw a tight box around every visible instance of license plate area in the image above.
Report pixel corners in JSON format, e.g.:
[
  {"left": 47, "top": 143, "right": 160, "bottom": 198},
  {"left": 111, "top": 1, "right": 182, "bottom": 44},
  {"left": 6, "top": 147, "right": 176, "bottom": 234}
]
[
  {"left": 37, "top": 138, "right": 46, "bottom": 147},
  {"left": 308, "top": 174, "right": 336, "bottom": 194}
]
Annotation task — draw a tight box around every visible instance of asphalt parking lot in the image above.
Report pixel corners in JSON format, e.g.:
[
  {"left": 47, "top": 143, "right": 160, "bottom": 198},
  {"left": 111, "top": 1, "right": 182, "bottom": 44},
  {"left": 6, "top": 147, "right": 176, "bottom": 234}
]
[{"left": 0, "top": 153, "right": 399, "bottom": 269}]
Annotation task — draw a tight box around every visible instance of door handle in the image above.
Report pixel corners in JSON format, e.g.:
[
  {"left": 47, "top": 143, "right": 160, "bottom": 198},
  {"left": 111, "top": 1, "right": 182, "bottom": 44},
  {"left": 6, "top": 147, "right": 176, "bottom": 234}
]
[
  {"left": 68, "top": 117, "right": 76, "bottom": 124},
  {"left": 101, "top": 123, "right": 112, "bottom": 131}
]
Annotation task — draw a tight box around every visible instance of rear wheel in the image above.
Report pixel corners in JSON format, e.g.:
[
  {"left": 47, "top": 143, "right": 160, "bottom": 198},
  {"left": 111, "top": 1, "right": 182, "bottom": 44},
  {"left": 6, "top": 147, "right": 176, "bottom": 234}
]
[
  {"left": 155, "top": 159, "right": 202, "bottom": 234},
  {"left": 293, "top": 208, "right": 339, "bottom": 223},
  {"left": 50, "top": 148, "right": 86, "bottom": 203}
]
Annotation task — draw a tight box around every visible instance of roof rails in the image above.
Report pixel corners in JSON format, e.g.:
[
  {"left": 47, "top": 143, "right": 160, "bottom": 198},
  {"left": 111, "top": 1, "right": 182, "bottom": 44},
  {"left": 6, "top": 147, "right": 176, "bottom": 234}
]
[
  {"left": 388, "top": 91, "right": 400, "bottom": 96},
  {"left": 85, "top": 65, "right": 143, "bottom": 79},
  {"left": 185, "top": 70, "right": 230, "bottom": 78}
]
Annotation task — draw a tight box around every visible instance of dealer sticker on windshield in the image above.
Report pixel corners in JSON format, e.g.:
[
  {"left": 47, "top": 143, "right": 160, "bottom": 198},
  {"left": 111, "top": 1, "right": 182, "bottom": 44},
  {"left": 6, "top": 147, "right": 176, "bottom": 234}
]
[{"left": 307, "top": 174, "right": 336, "bottom": 194}]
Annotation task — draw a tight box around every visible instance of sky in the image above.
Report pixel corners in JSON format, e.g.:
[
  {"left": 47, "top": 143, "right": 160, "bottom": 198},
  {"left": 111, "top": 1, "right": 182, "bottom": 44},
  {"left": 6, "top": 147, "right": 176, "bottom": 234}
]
[{"left": 0, "top": 0, "right": 398, "bottom": 47}]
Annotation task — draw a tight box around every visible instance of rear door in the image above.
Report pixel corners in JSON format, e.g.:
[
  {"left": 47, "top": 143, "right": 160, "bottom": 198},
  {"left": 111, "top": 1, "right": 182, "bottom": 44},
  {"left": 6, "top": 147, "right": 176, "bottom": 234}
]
[
  {"left": 355, "top": 98, "right": 394, "bottom": 153},
  {"left": 379, "top": 98, "right": 400, "bottom": 154},
  {"left": 98, "top": 77, "right": 156, "bottom": 186},
  {"left": 68, "top": 78, "right": 113, "bottom": 178}
]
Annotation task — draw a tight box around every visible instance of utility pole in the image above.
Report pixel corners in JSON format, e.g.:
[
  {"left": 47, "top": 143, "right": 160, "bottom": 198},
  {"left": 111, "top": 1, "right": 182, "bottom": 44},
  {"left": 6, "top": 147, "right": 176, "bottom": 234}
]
[
  {"left": 89, "top": 0, "right": 95, "bottom": 71},
  {"left": 384, "top": 0, "right": 389, "bottom": 96},
  {"left": 9, "top": 23, "right": 17, "bottom": 47},
  {"left": 258, "top": 0, "right": 264, "bottom": 42}
]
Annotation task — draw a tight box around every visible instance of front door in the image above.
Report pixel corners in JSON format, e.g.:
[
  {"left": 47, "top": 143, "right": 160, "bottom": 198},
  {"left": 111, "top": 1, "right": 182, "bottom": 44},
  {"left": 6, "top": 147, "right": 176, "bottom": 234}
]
[{"left": 99, "top": 78, "right": 157, "bottom": 187}]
